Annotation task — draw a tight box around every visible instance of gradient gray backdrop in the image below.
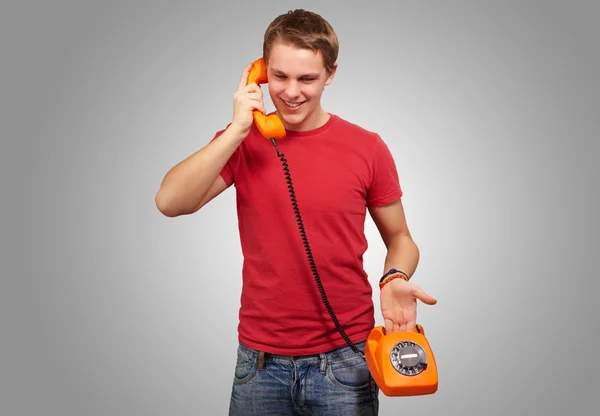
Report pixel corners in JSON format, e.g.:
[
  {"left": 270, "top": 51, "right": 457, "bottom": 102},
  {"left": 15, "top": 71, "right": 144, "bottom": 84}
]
[{"left": 4, "top": 0, "right": 598, "bottom": 415}]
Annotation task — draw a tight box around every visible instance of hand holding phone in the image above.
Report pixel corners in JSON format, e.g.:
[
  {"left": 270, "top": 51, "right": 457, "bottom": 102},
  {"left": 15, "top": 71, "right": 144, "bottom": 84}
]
[
  {"left": 230, "top": 62, "right": 268, "bottom": 138},
  {"left": 231, "top": 58, "right": 286, "bottom": 140}
]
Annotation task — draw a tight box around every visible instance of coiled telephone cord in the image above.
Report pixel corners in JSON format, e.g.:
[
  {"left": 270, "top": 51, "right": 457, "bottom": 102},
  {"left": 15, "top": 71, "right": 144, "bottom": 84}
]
[{"left": 270, "top": 138, "right": 364, "bottom": 358}]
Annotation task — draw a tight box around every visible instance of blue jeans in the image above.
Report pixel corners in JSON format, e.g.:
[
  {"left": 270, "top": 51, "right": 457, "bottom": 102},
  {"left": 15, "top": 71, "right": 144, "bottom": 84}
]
[{"left": 228, "top": 341, "right": 379, "bottom": 415}]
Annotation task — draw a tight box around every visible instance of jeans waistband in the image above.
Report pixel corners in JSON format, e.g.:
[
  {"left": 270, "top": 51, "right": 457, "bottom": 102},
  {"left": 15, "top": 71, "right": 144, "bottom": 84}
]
[{"left": 238, "top": 340, "right": 366, "bottom": 365}]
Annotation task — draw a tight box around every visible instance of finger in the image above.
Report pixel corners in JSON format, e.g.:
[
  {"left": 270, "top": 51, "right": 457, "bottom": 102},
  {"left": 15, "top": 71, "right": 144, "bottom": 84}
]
[
  {"left": 384, "top": 318, "right": 394, "bottom": 335},
  {"left": 398, "top": 322, "right": 407, "bottom": 332},
  {"left": 405, "top": 318, "right": 416, "bottom": 333},
  {"left": 244, "top": 82, "right": 260, "bottom": 92},
  {"left": 239, "top": 84, "right": 263, "bottom": 101},
  {"left": 238, "top": 63, "right": 253, "bottom": 91},
  {"left": 233, "top": 91, "right": 263, "bottom": 109},
  {"left": 248, "top": 98, "right": 266, "bottom": 114},
  {"left": 393, "top": 321, "right": 401, "bottom": 333},
  {"left": 413, "top": 286, "right": 437, "bottom": 305},
  {"left": 246, "top": 88, "right": 263, "bottom": 100}
]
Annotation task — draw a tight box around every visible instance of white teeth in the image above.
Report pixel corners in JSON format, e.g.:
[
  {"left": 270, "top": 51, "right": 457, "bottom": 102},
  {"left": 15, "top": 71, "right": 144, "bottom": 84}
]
[{"left": 284, "top": 101, "right": 303, "bottom": 107}]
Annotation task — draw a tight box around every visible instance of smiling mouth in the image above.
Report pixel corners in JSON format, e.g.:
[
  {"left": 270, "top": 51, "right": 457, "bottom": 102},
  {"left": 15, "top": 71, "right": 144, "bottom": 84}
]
[{"left": 283, "top": 100, "right": 306, "bottom": 108}]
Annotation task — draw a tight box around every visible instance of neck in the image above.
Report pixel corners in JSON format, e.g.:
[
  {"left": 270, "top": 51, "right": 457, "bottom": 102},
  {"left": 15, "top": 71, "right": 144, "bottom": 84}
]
[{"left": 281, "top": 109, "right": 330, "bottom": 132}]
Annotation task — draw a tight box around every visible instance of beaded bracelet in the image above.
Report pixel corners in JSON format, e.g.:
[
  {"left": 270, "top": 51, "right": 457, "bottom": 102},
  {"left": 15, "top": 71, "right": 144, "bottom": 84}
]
[{"left": 379, "top": 269, "right": 409, "bottom": 290}]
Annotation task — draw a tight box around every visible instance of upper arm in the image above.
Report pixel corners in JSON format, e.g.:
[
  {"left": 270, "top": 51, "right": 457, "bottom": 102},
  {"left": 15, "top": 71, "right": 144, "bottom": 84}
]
[
  {"left": 368, "top": 198, "right": 412, "bottom": 247},
  {"left": 191, "top": 175, "right": 229, "bottom": 213}
]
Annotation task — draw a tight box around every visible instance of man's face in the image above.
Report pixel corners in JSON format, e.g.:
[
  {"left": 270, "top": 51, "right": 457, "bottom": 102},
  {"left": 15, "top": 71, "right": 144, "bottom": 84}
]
[{"left": 266, "top": 41, "right": 336, "bottom": 131}]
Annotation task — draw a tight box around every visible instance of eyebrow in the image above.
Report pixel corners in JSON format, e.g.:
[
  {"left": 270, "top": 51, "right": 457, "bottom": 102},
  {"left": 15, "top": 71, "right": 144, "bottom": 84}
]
[{"left": 270, "top": 68, "right": 320, "bottom": 78}]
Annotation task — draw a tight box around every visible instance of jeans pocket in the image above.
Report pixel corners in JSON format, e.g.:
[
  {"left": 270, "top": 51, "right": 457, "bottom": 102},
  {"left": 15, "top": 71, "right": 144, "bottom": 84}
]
[
  {"left": 233, "top": 345, "right": 258, "bottom": 384},
  {"left": 326, "top": 353, "right": 372, "bottom": 391}
]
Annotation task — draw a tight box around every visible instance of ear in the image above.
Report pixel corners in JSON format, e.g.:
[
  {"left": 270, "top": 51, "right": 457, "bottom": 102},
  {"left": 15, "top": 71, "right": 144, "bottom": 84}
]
[{"left": 324, "top": 62, "right": 337, "bottom": 86}]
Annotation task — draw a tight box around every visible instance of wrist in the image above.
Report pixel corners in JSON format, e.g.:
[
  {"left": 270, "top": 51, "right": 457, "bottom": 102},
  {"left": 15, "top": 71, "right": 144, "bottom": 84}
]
[
  {"left": 379, "top": 268, "right": 409, "bottom": 290},
  {"left": 226, "top": 122, "right": 249, "bottom": 143}
]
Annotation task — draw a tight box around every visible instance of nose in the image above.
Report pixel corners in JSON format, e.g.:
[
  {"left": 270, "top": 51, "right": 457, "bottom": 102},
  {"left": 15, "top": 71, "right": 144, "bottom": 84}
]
[{"left": 284, "top": 80, "right": 301, "bottom": 99}]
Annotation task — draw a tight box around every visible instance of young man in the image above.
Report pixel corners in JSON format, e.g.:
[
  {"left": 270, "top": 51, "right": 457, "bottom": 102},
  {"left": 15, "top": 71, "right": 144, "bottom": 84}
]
[{"left": 155, "top": 9, "right": 437, "bottom": 415}]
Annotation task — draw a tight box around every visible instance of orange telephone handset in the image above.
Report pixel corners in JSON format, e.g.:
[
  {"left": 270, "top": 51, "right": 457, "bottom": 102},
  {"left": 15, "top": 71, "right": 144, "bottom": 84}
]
[
  {"left": 365, "top": 325, "right": 438, "bottom": 396},
  {"left": 247, "top": 58, "right": 286, "bottom": 140}
]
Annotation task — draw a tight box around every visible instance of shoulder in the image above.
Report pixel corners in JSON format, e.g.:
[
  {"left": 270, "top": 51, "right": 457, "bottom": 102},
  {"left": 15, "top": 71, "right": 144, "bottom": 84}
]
[
  {"left": 329, "top": 114, "right": 386, "bottom": 151},
  {"left": 332, "top": 114, "right": 381, "bottom": 138}
]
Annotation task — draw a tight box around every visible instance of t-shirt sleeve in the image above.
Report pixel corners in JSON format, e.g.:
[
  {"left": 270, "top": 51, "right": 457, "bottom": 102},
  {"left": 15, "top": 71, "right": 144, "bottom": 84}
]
[
  {"left": 367, "top": 135, "right": 403, "bottom": 207},
  {"left": 209, "top": 128, "right": 239, "bottom": 187}
]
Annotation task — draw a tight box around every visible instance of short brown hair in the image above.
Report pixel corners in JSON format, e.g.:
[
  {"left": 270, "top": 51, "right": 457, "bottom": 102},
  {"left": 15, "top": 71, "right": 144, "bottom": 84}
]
[{"left": 263, "top": 9, "right": 339, "bottom": 74}]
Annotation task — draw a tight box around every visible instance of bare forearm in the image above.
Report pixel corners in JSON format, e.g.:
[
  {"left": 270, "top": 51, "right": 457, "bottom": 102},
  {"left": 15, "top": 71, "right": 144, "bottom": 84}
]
[
  {"left": 155, "top": 125, "right": 245, "bottom": 216},
  {"left": 383, "top": 235, "right": 420, "bottom": 278}
]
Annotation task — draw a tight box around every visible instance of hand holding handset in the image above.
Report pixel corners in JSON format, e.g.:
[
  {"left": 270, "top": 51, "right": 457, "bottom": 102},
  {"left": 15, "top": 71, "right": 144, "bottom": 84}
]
[
  {"left": 247, "top": 56, "right": 438, "bottom": 396},
  {"left": 247, "top": 58, "right": 286, "bottom": 140}
]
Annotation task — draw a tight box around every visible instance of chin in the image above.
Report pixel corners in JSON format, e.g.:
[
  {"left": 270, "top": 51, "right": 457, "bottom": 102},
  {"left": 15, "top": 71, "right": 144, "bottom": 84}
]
[{"left": 276, "top": 109, "right": 304, "bottom": 128}]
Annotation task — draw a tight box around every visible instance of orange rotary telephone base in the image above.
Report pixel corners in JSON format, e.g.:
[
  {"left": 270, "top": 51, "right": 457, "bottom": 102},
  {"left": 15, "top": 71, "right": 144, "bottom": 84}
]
[{"left": 365, "top": 325, "right": 438, "bottom": 396}]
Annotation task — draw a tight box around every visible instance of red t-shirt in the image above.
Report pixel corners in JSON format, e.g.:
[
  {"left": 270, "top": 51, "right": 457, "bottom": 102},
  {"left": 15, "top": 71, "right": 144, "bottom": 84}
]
[{"left": 214, "top": 113, "right": 402, "bottom": 355}]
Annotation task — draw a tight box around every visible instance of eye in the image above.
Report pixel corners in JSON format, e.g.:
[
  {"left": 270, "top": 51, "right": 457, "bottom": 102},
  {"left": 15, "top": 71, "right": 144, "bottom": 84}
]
[
  {"left": 274, "top": 74, "right": 286, "bottom": 79},
  {"left": 301, "top": 78, "right": 316, "bottom": 82}
]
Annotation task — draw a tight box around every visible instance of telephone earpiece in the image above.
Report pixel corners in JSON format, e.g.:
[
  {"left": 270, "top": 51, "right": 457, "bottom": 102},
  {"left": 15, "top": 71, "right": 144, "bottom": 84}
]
[
  {"left": 247, "top": 57, "right": 286, "bottom": 140},
  {"left": 365, "top": 325, "right": 438, "bottom": 396}
]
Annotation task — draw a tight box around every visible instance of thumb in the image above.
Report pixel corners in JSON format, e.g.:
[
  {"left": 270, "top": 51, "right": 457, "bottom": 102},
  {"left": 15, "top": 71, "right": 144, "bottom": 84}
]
[{"left": 414, "top": 286, "right": 437, "bottom": 305}]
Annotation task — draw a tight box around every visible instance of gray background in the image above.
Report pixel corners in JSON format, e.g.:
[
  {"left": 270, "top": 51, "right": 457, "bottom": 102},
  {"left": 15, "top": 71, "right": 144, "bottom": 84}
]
[{"left": 3, "top": 0, "right": 598, "bottom": 415}]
